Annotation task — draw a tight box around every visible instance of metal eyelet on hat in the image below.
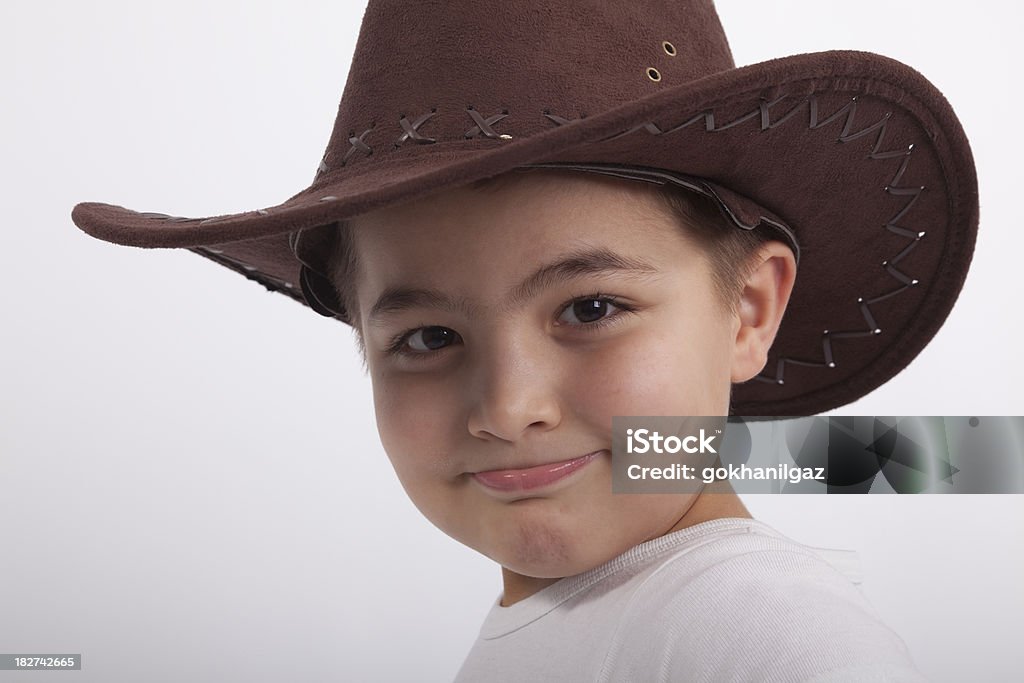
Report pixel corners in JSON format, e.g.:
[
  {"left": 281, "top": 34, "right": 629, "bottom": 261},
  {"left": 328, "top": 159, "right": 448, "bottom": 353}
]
[
  {"left": 646, "top": 67, "right": 662, "bottom": 82},
  {"left": 662, "top": 41, "right": 676, "bottom": 56}
]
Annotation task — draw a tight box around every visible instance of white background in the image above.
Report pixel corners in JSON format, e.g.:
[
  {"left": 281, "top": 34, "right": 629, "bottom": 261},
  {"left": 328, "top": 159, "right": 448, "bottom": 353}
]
[{"left": 2, "top": 1, "right": 1022, "bottom": 681}]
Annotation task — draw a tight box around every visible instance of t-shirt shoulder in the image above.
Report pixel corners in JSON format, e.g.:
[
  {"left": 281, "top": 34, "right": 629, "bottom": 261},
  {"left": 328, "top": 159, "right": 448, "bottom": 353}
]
[{"left": 596, "top": 520, "right": 926, "bottom": 682}]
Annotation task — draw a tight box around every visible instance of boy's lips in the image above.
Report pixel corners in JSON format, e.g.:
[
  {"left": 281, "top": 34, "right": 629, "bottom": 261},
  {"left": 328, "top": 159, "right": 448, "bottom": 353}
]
[{"left": 471, "top": 450, "right": 605, "bottom": 493}]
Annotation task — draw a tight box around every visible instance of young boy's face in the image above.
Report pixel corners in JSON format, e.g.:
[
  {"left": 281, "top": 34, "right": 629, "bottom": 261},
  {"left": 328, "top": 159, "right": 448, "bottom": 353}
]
[{"left": 346, "top": 171, "right": 770, "bottom": 584}]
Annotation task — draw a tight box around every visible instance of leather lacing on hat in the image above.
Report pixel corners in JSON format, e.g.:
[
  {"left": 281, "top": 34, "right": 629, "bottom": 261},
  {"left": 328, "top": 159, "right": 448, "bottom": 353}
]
[{"left": 152, "top": 91, "right": 925, "bottom": 387}]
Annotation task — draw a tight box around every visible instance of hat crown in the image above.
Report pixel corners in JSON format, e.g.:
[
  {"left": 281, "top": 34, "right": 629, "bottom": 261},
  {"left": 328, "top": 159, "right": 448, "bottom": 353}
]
[{"left": 315, "top": 0, "right": 735, "bottom": 182}]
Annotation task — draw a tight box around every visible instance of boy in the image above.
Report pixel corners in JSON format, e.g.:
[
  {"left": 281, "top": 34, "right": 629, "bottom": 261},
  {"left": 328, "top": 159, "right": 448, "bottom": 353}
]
[
  {"left": 322, "top": 166, "right": 925, "bottom": 681},
  {"left": 72, "top": 0, "right": 977, "bottom": 679}
]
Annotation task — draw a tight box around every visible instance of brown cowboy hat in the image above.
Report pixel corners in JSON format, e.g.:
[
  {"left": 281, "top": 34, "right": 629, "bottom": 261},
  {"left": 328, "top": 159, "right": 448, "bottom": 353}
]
[{"left": 70, "top": 0, "right": 978, "bottom": 417}]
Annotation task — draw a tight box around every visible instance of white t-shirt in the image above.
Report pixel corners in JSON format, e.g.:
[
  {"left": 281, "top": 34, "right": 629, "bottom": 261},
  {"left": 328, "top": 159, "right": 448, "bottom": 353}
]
[{"left": 454, "top": 517, "right": 927, "bottom": 682}]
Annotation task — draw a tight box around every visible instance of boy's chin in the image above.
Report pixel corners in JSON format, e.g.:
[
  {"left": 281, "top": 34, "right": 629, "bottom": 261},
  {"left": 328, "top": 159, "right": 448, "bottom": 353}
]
[
  {"left": 476, "top": 517, "right": 636, "bottom": 581},
  {"left": 454, "top": 497, "right": 690, "bottom": 581},
  {"left": 495, "top": 552, "right": 595, "bottom": 582}
]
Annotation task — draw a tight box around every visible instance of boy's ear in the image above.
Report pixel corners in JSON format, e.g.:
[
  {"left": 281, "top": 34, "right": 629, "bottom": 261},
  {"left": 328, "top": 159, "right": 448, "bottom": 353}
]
[{"left": 731, "top": 241, "right": 797, "bottom": 383}]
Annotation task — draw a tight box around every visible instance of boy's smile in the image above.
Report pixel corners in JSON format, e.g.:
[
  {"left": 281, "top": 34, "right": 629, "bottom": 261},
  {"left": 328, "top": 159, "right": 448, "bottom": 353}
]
[
  {"left": 345, "top": 169, "right": 794, "bottom": 605},
  {"left": 469, "top": 448, "right": 605, "bottom": 497}
]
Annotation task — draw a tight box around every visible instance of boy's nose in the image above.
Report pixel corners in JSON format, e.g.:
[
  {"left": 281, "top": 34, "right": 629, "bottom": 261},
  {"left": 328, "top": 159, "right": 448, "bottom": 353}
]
[{"left": 466, "top": 346, "right": 563, "bottom": 442}]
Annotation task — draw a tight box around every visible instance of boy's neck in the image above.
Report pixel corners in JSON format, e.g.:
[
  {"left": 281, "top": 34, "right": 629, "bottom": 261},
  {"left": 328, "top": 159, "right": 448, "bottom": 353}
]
[{"left": 499, "top": 483, "right": 752, "bottom": 606}]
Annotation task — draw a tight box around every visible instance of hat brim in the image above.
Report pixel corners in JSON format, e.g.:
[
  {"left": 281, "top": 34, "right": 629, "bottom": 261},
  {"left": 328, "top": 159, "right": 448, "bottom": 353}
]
[{"left": 70, "top": 49, "right": 978, "bottom": 416}]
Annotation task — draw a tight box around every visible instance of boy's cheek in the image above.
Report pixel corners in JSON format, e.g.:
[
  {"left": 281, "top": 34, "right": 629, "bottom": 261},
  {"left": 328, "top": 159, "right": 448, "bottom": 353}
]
[
  {"left": 372, "top": 377, "right": 448, "bottom": 446},
  {"left": 572, "top": 332, "right": 730, "bottom": 417}
]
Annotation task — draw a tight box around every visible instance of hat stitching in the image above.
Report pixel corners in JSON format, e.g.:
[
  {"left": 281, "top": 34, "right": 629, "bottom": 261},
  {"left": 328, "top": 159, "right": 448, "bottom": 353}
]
[
  {"left": 159, "top": 91, "right": 927, "bottom": 395},
  {"left": 571, "top": 93, "right": 926, "bottom": 386},
  {"left": 343, "top": 128, "right": 374, "bottom": 166},
  {"left": 305, "top": 93, "right": 926, "bottom": 389},
  {"left": 315, "top": 152, "right": 330, "bottom": 179},
  {"left": 395, "top": 111, "right": 438, "bottom": 147},
  {"left": 299, "top": 70, "right": 937, "bottom": 182},
  {"left": 465, "top": 108, "right": 511, "bottom": 139},
  {"left": 543, "top": 112, "right": 577, "bottom": 126},
  {"left": 751, "top": 97, "right": 923, "bottom": 384}
]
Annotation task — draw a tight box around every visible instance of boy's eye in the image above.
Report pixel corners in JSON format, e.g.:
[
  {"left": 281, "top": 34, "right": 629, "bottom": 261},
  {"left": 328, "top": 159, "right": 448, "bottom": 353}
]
[
  {"left": 558, "top": 298, "right": 621, "bottom": 325},
  {"left": 388, "top": 294, "right": 634, "bottom": 358},
  {"left": 404, "top": 326, "right": 460, "bottom": 353}
]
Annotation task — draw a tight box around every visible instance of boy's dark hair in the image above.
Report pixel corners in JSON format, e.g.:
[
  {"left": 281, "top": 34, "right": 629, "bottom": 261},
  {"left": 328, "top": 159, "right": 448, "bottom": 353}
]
[{"left": 327, "top": 170, "right": 777, "bottom": 362}]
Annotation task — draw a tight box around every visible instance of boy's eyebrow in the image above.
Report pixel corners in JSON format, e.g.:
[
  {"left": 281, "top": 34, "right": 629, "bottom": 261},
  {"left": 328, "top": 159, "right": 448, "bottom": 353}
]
[{"left": 367, "top": 246, "right": 661, "bottom": 326}]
